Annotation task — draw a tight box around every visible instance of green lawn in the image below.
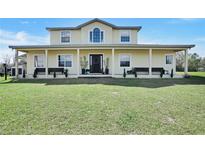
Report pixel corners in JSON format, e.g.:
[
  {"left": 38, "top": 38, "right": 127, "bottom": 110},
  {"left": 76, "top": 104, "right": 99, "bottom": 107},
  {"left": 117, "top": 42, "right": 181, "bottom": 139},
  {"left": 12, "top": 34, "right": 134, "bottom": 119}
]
[
  {"left": 177, "top": 71, "right": 205, "bottom": 77},
  {"left": 0, "top": 73, "right": 205, "bottom": 135}
]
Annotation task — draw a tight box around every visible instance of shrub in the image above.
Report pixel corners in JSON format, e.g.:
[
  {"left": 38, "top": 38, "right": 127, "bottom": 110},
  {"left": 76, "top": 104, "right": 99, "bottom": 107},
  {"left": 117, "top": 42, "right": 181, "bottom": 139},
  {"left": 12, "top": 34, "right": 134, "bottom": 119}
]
[
  {"left": 23, "top": 70, "right": 26, "bottom": 78},
  {"left": 123, "top": 68, "right": 126, "bottom": 78},
  {"left": 160, "top": 69, "right": 164, "bottom": 78},
  {"left": 64, "top": 69, "right": 68, "bottom": 78},
  {"left": 170, "top": 69, "right": 173, "bottom": 78},
  {"left": 33, "top": 69, "right": 37, "bottom": 78},
  {"left": 104, "top": 57, "right": 109, "bottom": 74},
  {"left": 184, "top": 74, "right": 191, "bottom": 78},
  {"left": 80, "top": 56, "right": 88, "bottom": 70},
  {"left": 134, "top": 70, "right": 137, "bottom": 78}
]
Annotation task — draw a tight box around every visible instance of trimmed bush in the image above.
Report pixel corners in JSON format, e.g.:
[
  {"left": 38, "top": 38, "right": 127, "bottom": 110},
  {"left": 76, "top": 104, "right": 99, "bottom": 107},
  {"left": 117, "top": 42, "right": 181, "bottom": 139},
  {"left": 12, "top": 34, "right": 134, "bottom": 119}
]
[
  {"left": 23, "top": 70, "right": 26, "bottom": 78},
  {"left": 33, "top": 69, "right": 37, "bottom": 78},
  {"left": 123, "top": 68, "right": 126, "bottom": 78},
  {"left": 184, "top": 74, "right": 191, "bottom": 78},
  {"left": 170, "top": 69, "right": 174, "bottom": 78},
  {"left": 160, "top": 69, "right": 164, "bottom": 78},
  {"left": 134, "top": 71, "right": 137, "bottom": 78},
  {"left": 64, "top": 69, "right": 68, "bottom": 78}
]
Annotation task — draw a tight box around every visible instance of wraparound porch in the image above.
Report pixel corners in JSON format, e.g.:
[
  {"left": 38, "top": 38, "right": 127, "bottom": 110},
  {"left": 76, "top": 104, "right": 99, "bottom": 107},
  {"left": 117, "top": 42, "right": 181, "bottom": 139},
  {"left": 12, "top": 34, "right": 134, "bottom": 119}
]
[{"left": 13, "top": 47, "right": 189, "bottom": 79}]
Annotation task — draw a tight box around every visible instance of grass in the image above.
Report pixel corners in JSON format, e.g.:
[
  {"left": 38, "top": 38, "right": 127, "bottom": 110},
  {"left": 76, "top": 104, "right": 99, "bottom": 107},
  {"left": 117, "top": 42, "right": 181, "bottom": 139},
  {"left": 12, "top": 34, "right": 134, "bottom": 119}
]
[
  {"left": 177, "top": 71, "right": 205, "bottom": 77},
  {"left": 0, "top": 72, "right": 205, "bottom": 135}
]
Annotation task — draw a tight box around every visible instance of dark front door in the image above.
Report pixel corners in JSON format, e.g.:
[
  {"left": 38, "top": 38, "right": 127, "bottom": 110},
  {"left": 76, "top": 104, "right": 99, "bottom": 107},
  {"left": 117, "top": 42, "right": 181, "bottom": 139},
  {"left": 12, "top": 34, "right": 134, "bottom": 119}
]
[{"left": 90, "top": 54, "right": 103, "bottom": 73}]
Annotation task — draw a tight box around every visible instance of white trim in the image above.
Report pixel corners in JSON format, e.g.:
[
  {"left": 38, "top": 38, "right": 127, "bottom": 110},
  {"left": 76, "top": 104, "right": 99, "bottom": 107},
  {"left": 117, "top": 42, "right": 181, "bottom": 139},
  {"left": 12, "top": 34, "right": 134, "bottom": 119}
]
[
  {"left": 45, "top": 49, "right": 48, "bottom": 77},
  {"left": 16, "top": 47, "right": 189, "bottom": 51},
  {"left": 119, "top": 30, "right": 131, "bottom": 43},
  {"left": 112, "top": 48, "right": 115, "bottom": 76},
  {"left": 56, "top": 54, "right": 73, "bottom": 68},
  {"left": 33, "top": 54, "right": 45, "bottom": 68},
  {"left": 15, "top": 49, "right": 19, "bottom": 78},
  {"left": 149, "top": 48, "right": 152, "bottom": 76},
  {"left": 118, "top": 53, "right": 132, "bottom": 68},
  {"left": 184, "top": 49, "right": 188, "bottom": 74},
  {"left": 60, "top": 31, "right": 71, "bottom": 44},
  {"left": 77, "top": 49, "right": 80, "bottom": 76},
  {"left": 88, "top": 27, "right": 105, "bottom": 44}
]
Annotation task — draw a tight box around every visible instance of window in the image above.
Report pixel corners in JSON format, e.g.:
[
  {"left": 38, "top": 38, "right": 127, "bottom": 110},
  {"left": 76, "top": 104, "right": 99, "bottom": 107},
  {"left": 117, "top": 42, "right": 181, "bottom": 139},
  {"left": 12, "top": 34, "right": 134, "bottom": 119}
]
[
  {"left": 58, "top": 55, "right": 72, "bottom": 67},
  {"left": 120, "top": 55, "right": 130, "bottom": 67},
  {"left": 61, "top": 31, "right": 70, "bottom": 43},
  {"left": 166, "top": 55, "right": 173, "bottom": 64},
  {"left": 120, "top": 31, "right": 130, "bottom": 43},
  {"left": 34, "top": 55, "right": 44, "bottom": 67},
  {"left": 89, "top": 28, "right": 104, "bottom": 43}
]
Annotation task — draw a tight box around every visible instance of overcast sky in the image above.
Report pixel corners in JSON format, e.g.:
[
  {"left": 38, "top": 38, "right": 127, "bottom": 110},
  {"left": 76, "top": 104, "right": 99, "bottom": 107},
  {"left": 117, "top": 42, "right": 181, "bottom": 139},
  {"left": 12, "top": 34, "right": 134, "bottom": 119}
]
[{"left": 0, "top": 18, "right": 205, "bottom": 60}]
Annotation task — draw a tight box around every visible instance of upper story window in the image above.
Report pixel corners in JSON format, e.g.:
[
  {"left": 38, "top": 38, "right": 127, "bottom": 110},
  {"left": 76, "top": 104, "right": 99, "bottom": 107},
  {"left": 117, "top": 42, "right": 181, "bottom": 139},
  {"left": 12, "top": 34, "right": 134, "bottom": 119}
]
[
  {"left": 61, "top": 31, "right": 70, "bottom": 43},
  {"left": 120, "top": 31, "right": 130, "bottom": 43},
  {"left": 89, "top": 28, "right": 104, "bottom": 43},
  {"left": 166, "top": 55, "right": 173, "bottom": 64},
  {"left": 34, "top": 55, "right": 44, "bottom": 67},
  {"left": 58, "top": 55, "right": 72, "bottom": 67}
]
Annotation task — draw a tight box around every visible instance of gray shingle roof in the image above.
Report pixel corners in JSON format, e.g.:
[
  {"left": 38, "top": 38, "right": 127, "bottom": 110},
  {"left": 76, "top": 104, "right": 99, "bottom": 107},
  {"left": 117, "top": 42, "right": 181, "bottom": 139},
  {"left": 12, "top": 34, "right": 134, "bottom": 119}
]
[
  {"left": 9, "top": 44, "right": 195, "bottom": 50},
  {"left": 46, "top": 18, "right": 142, "bottom": 31}
]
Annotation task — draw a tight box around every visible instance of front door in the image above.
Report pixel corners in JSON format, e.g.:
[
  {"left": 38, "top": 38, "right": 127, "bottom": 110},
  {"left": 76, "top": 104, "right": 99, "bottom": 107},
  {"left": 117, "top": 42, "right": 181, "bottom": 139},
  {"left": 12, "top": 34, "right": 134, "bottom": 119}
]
[{"left": 90, "top": 54, "right": 103, "bottom": 73}]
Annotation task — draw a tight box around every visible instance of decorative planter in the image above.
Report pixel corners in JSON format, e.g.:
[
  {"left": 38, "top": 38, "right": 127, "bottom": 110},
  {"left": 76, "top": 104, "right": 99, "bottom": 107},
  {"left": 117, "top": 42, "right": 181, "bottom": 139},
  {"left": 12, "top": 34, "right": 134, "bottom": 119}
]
[
  {"left": 82, "top": 69, "right": 86, "bottom": 74},
  {"left": 105, "top": 68, "right": 109, "bottom": 74}
]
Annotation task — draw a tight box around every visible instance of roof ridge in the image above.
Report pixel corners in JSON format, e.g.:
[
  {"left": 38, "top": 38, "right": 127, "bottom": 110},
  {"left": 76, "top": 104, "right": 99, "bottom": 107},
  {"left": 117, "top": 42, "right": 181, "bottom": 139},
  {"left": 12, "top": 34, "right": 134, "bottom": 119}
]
[{"left": 46, "top": 18, "right": 141, "bottom": 31}]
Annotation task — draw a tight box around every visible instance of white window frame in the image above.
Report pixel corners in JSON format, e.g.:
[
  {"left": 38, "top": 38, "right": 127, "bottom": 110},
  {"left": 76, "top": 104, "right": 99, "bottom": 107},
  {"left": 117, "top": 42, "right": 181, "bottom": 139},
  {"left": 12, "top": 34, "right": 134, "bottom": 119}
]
[
  {"left": 88, "top": 27, "right": 105, "bottom": 44},
  {"left": 60, "top": 31, "right": 71, "bottom": 44},
  {"left": 34, "top": 54, "right": 45, "bottom": 68},
  {"left": 119, "top": 53, "right": 132, "bottom": 68},
  {"left": 57, "top": 54, "right": 73, "bottom": 68},
  {"left": 165, "top": 54, "right": 174, "bottom": 65},
  {"left": 120, "top": 30, "right": 131, "bottom": 43}
]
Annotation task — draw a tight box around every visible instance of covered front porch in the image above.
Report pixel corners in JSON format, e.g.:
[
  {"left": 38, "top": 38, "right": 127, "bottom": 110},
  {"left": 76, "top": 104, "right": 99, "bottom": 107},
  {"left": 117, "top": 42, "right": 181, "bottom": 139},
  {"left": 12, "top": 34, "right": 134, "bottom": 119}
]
[{"left": 11, "top": 45, "right": 191, "bottom": 79}]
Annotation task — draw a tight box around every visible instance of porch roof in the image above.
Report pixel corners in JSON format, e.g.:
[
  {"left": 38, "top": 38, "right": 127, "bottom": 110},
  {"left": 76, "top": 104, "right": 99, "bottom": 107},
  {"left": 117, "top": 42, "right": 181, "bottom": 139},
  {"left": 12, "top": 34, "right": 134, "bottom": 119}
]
[{"left": 9, "top": 44, "right": 195, "bottom": 51}]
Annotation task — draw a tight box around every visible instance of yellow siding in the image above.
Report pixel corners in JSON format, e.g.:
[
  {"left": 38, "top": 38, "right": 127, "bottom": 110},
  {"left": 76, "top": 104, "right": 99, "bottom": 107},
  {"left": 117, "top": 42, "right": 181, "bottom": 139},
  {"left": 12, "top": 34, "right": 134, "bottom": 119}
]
[
  {"left": 50, "top": 30, "right": 81, "bottom": 44},
  {"left": 49, "top": 21, "right": 138, "bottom": 45},
  {"left": 81, "top": 22, "right": 113, "bottom": 44},
  {"left": 26, "top": 49, "right": 176, "bottom": 76}
]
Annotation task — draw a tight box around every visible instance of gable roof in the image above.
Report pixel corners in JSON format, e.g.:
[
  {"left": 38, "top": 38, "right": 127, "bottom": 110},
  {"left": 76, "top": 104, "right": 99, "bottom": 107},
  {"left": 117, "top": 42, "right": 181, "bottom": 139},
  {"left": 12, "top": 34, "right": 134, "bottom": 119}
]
[{"left": 46, "top": 18, "right": 142, "bottom": 31}]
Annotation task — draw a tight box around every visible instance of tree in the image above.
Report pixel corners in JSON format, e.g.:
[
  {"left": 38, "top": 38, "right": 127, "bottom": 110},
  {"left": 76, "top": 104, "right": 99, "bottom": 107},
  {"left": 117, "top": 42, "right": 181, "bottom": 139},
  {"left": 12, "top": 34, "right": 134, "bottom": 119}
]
[
  {"left": 176, "top": 52, "right": 184, "bottom": 71},
  {"left": 1, "top": 54, "right": 13, "bottom": 65},
  {"left": 199, "top": 57, "right": 205, "bottom": 71},
  {"left": 176, "top": 52, "right": 203, "bottom": 72},
  {"left": 188, "top": 53, "right": 201, "bottom": 71}
]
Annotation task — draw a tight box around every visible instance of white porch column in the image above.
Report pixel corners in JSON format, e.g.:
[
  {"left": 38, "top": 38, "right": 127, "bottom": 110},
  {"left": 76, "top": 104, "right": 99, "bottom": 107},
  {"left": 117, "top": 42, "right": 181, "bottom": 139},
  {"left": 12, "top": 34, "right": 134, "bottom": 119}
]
[
  {"left": 112, "top": 48, "right": 115, "bottom": 77},
  {"left": 77, "top": 48, "right": 80, "bottom": 76},
  {"left": 45, "top": 49, "right": 48, "bottom": 78},
  {"left": 149, "top": 48, "right": 152, "bottom": 76},
  {"left": 184, "top": 49, "right": 188, "bottom": 74},
  {"left": 173, "top": 53, "right": 176, "bottom": 75},
  {"left": 15, "top": 49, "right": 19, "bottom": 78}
]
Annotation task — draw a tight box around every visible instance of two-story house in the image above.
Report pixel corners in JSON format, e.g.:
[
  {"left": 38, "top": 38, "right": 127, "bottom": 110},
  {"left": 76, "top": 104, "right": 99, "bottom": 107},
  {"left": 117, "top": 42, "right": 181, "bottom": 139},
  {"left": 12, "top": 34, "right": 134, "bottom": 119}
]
[{"left": 9, "top": 18, "right": 195, "bottom": 78}]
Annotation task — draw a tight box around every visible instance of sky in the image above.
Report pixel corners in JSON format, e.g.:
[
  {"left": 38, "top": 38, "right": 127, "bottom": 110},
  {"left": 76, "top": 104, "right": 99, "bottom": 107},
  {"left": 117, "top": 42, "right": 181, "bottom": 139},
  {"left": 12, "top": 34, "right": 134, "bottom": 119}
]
[{"left": 0, "top": 18, "right": 205, "bottom": 61}]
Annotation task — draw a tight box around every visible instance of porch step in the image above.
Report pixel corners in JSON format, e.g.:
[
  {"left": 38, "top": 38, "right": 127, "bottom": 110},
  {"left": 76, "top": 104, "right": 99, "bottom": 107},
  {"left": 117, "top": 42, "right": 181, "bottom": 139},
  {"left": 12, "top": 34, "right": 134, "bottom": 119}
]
[{"left": 78, "top": 75, "right": 112, "bottom": 78}]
